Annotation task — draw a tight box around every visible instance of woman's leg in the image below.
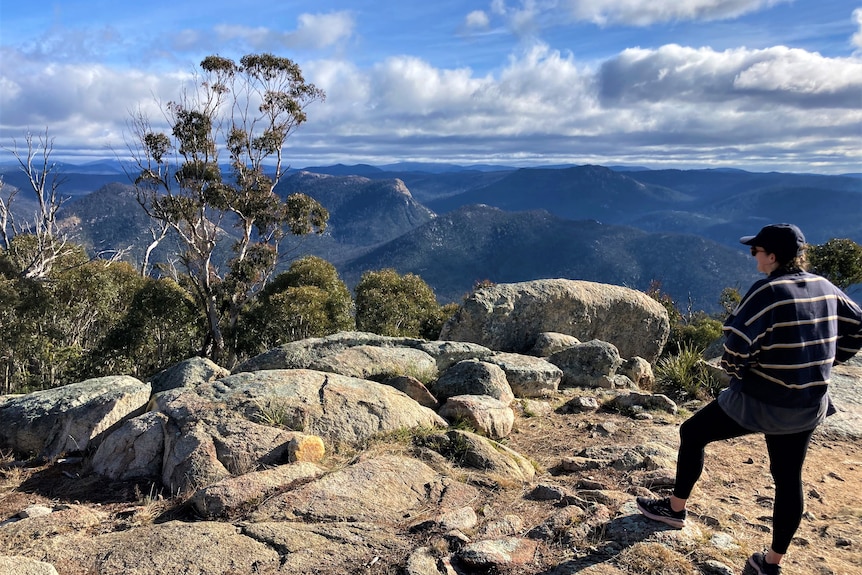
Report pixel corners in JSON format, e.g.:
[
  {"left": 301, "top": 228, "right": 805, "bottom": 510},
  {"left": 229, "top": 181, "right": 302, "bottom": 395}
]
[
  {"left": 673, "top": 400, "right": 752, "bottom": 501},
  {"left": 765, "top": 428, "right": 815, "bottom": 555}
]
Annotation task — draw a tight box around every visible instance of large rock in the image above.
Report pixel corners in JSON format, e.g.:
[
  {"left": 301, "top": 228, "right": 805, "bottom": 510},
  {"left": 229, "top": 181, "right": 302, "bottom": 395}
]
[
  {"left": 306, "top": 344, "right": 438, "bottom": 382},
  {"left": 242, "top": 522, "right": 410, "bottom": 574},
  {"left": 422, "top": 430, "right": 536, "bottom": 483},
  {"left": 149, "top": 356, "right": 229, "bottom": 394},
  {"left": 0, "top": 376, "right": 151, "bottom": 459},
  {"left": 438, "top": 395, "right": 515, "bottom": 439},
  {"left": 0, "top": 556, "right": 59, "bottom": 575},
  {"left": 151, "top": 393, "right": 326, "bottom": 493},
  {"left": 187, "top": 369, "right": 447, "bottom": 446},
  {"left": 234, "top": 331, "right": 493, "bottom": 374},
  {"left": 818, "top": 356, "right": 862, "bottom": 439},
  {"left": 88, "top": 521, "right": 281, "bottom": 574},
  {"left": 250, "top": 455, "right": 474, "bottom": 523},
  {"left": 190, "top": 462, "right": 327, "bottom": 518},
  {"left": 548, "top": 339, "right": 624, "bottom": 388},
  {"left": 430, "top": 360, "right": 514, "bottom": 404},
  {"left": 90, "top": 411, "right": 168, "bottom": 481},
  {"left": 485, "top": 352, "right": 562, "bottom": 398},
  {"left": 440, "top": 279, "right": 669, "bottom": 361},
  {"left": 233, "top": 331, "right": 427, "bottom": 373}
]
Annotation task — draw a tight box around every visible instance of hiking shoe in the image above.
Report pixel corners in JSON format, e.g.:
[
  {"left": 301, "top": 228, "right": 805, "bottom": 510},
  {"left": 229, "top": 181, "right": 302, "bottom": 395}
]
[
  {"left": 635, "top": 496, "right": 686, "bottom": 528},
  {"left": 743, "top": 551, "right": 782, "bottom": 575}
]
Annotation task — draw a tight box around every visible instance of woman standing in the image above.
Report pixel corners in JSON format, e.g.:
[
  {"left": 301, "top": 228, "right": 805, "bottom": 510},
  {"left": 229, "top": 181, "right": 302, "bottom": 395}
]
[{"left": 636, "top": 223, "right": 862, "bottom": 575}]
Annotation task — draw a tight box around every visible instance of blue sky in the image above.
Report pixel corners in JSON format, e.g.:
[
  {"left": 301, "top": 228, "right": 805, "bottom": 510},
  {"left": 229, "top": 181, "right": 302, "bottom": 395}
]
[{"left": 1, "top": 0, "right": 861, "bottom": 173}]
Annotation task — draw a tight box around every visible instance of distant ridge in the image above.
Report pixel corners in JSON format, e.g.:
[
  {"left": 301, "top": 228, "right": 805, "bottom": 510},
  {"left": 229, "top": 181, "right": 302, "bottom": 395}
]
[
  {"left": 339, "top": 204, "right": 758, "bottom": 311},
  {"left": 297, "top": 163, "right": 384, "bottom": 176},
  {"left": 18, "top": 159, "right": 858, "bottom": 314}
]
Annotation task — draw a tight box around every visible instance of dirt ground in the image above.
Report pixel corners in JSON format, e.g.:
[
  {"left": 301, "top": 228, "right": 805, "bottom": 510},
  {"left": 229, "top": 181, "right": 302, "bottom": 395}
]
[
  {"left": 503, "top": 403, "right": 862, "bottom": 575},
  {"left": 1, "top": 400, "right": 860, "bottom": 575}
]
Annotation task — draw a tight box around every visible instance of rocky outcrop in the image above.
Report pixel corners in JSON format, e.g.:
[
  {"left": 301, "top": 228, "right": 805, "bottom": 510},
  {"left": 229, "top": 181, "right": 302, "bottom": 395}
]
[
  {"left": 440, "top": 279, "right": 669, "bottom": 361},
  {"left": 0, "top": 376, "right": 151, "bottom": 460},
  {"left": 90, "top": 411, "right": 168, "bottom": 481},
  {"left": 0, "top": 556, "right": 59, "bottom": 575},
  {"left": 419, "top": 429, "right": 537, "bottom": 483},
  {"left": 485, "top": 352, "right": 562, "bottom": 397},
  {"left": 148, "top": 356, "right": 230, "bottom": 394},
  {"left": 190, "top": 461, "right": 327, "bottom": 518},
  {"left": 233, "top": 331, "right": 493, "bottom": 373},
  {"left": 3, "top": 279, "right": 858, "bottom": 575},
  {"left": 191, "top": 369, "right": 447, "bottom": 447},
  {"left": 250, "top": 455, "right": 474, "bottom": 523}
]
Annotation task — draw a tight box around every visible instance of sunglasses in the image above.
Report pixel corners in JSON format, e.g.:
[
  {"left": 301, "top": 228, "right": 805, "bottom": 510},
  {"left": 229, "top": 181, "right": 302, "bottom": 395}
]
[{"left": 750, "top": 246, "right": 766, "bottom": 256}]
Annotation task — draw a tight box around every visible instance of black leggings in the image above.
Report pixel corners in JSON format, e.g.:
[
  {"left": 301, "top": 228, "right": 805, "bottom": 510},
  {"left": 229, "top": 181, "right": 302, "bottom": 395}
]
[{"left": 673, "top": 400, "right": 814, "bottom": 555}]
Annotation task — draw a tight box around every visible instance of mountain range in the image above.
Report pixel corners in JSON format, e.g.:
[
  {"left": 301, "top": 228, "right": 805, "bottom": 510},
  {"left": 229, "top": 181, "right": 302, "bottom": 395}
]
[{"left": 1, "top": 161, "right": 859, "bottom": 313}]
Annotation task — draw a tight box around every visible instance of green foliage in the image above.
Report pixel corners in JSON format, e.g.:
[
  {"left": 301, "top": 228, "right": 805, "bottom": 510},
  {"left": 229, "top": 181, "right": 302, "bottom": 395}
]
[
  {"left": 809, "top": 238, "right": 862, "bottom": 290},
  {"left": 354, "top": 268, "right": 445, "bottom": 338},
  {"left": 648, "top": 279, "right": 727, "bottom": 357},
  {"left": 130, "top": 53, "right": 327, "bottom": 365},
  {"left": 0, "top": 241, "right": 152, "bottom": 392},
  {"left": 718, "top": 286, "right": 741, "bottom": 319},
  {"left": 655, "top": 343, "right": 724, "bottom": 401},
  {"left": 236, "top": 256, "right": 354, "bottom": 357},
  {"left": 672, "top": 314, "right": 723, "bottom": 355},
  {"left": 94, "top": 278, "right": 204, "bottom": 378}
]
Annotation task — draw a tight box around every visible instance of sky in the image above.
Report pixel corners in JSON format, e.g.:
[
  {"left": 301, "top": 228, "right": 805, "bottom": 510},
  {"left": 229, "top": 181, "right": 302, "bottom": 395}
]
[{"left": 1, "top": 0, "right": 861, "bottom": 174}]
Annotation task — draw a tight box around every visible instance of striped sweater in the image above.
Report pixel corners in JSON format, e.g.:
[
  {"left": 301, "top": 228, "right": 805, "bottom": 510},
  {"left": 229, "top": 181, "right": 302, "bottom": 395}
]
[{"left": 720, "top": 270, "right": 862, "bottom": 409}]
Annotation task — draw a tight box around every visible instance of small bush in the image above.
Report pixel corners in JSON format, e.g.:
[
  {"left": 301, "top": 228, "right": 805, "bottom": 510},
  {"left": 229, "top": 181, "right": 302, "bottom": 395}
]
[{"left": 655, "top": 343, "right": 723, "bottom": 401}]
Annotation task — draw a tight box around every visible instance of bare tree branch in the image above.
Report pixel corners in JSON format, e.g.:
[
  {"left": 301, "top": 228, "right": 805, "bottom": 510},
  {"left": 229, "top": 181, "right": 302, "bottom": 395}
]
[{"left": 1, "top": 128, "right": 75, "bottom": 279}]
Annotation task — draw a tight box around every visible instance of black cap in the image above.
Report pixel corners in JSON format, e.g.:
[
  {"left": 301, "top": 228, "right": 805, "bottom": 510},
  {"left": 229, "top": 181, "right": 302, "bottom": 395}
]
[{"left": 740, "top": 223, "right": 806, "bottom": 263}]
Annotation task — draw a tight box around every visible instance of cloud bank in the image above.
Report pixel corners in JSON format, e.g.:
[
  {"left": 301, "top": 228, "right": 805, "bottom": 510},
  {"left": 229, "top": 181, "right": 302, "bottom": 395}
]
[{"left": 1, "top": 4, "right": 860, "bottom": 173}]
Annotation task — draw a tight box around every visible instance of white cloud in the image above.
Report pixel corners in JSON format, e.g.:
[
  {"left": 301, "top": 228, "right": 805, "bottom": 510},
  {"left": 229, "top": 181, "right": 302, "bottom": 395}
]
[
  {"left": 465, "top": 10, "right": 491, "bottom": 29},
  {"left": 0, "top": 49, "right": 186, "bottom": 156},
  {"left": 294, "top": 41, "right": 862, "bottom": 169},
  {"left": 491, "top": 0, "right": 508, "bottom": 17},
  {"left": 598, "top": 44, "right": 862, "bottom": 108},
  {"left": 183, "top": 12, "right": 355, "bottom": 54},
  {"left": 563, "top": 0, "right": 790, "bottom": 26},
  {"left": 285, "top": 12, "right": 355, "bottom": 50},
  {"left": 2, "top": 37, "right": 861, "bottom": 172},
  {"left": 213, "top": 25, "right": 274, "bottom": 49},
  {"left": 853, "top": 8, "right": 862, "bottom": 51}
]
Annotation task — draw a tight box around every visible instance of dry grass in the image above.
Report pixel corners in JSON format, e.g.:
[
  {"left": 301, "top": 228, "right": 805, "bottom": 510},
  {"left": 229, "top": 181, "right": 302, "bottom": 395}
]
[{"left": 616, "top": 542, "right": 696, "bottom": 574}]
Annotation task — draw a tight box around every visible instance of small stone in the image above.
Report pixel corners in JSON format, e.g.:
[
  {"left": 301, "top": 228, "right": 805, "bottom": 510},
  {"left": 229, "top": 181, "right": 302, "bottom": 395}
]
[
  {"left": 576, "top": 479, "right": 604, "bottom": 490},
  {"left": 459, "top": 537, "right": 538, "bottom": 567},
  {"left": 710, "top": 532, "right": 739, "bottom": 551},
  {"left": 527, "top": 484, "right": 567, "bottom": 501},
  {"left": 558, "top": 456, "right": 602, "bottom": 472},
  {"left": 700, "top": 559, "right": 736, "bottom": 575},
  {"left": 19, "top": 505, "right": 53, "bottom": 519}
]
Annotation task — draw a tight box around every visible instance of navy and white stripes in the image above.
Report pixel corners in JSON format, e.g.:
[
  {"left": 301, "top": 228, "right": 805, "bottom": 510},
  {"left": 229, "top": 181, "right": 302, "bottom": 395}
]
[{"left": 720, "top": 272, "right": 862, "bottom": 408}]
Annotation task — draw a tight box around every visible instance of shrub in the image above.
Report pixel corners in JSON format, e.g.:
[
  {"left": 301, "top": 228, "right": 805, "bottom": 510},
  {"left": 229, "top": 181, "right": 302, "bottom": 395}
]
[{"left": 655, "top": 343, "right": 724, "bottom": 401}]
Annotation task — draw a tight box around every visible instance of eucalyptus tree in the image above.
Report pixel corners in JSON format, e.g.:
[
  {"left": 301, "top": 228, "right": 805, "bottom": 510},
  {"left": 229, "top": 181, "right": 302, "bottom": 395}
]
[
  {"left": 129, "top": 54, "right": 329, "bottom": 364},
  {"left": 237, "top": 256, "right": 354, "bottom": 357},
  {"left": 354, "top": 268, "right": 451, "bottom": 339},
  {"left": 809, "top": 238, "right": 862, "bottom": 291},
  {"left": 0, "top": 129, "right": 73, "bottom": 279}
]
